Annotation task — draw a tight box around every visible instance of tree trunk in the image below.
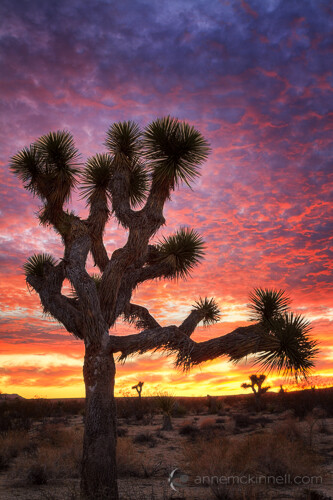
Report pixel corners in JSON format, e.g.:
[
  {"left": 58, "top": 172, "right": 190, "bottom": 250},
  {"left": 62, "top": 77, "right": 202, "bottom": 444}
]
[
  {"left": 161, "top": 413, "right": 173, "bottom": 431},
  {"left": 254, "top": 393, "right": 262, "bottom": 412},
  {"left": 81, "top": 344, "right": 119, "bottom": 500}
]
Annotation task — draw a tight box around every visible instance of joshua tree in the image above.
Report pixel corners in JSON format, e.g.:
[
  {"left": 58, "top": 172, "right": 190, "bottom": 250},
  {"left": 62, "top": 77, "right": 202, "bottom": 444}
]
[
  {"left": 132, "top": 381, "right": 144, "bottom": 399},
  {"left": 10, "top": 117, "right": 318, "bottom": 499},
  {"left": 241, "top": 374, "right": 270, "bottom": 409},
  {"left": 155, "top": 392, "right": 176, "bottom": 430}
]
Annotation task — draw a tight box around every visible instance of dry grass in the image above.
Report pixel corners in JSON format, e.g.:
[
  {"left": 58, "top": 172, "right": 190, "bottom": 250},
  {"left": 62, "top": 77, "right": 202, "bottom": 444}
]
[
  {"left": 117, "top": 437, "right": 141, "bottom": 477},
  {"left": 0, "top": 430, "right": 31, "bottom": 471},
  {"left": 182, "top": 418, "right": 321, "bottom": 481},
  {"left": 11, "top": 427, "right": 83, "bottom": 484},
  {"left": 199, "top": 417, "right": 216, "bottom": 429}
]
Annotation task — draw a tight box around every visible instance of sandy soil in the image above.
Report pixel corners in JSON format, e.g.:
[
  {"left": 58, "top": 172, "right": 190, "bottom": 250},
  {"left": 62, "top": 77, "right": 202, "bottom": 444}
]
[{"left": 0, "top": 410, "right": 332, "bottom": 500}]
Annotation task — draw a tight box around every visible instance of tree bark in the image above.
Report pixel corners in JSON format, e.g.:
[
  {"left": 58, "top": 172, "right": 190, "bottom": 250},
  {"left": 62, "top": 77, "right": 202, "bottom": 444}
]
[
  {"left": 81, "top": 344, "right": 118, "bottom": 500},
  {"left": 161, "top": 414, "right": 173, "bottom": 431}
]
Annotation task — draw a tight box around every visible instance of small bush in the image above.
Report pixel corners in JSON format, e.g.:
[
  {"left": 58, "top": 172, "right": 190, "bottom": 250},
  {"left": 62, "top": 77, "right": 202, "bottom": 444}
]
[
  {"left": 233, "top": 413, "right": 253, "bottom": 429},
  {"left": 117, "top": 426, "right": 128, "bottom": 437},
  {"left": 172, "top": 402, "right": 187, "bottom": 418},
  {"left": 27, "top": 463, "right": 48, "bottom": 485},
  {"left": 273, "top": 417, "right": 303, "bottom": 442},
  {"left": 117, "top": 437, "right": 140, "bottom": 476},
  {"left": 133, "top": 431, "right": 156, "bottom": 447},
  {"left": 0, "top": 430, "right": 30, "bottom": 471},
  {"left": 182, "top": 428, "right": 320, "bottom": 481},
  {"left": 179, "top": 423, "right": 199, "bottom": 437},
  {"left": 199, "top": 417, "right": 216, "bottom": 429}
]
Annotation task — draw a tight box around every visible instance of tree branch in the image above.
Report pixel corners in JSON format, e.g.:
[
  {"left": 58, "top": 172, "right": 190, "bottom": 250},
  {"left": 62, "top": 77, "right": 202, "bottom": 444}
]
[
  {"left": 123, "top": 303, "right": 161, "bottom": 330},
  {"left": 86, "top": 196, "right": 110, "bottom": 272},
  {"left": 108, "top": 323, "right": 273, "bottom": 370},
  {"left": 179, "top": 310, "right": 205, "bottom": 337},
  {"left": 109, "top": 155, "right": 136, "bottom": 228},
  {"left": 27, "top": 263, "right": 83, "bottom": 339},
  {"left": 65, "top": 235, "right": 109, "bottom": 343}
]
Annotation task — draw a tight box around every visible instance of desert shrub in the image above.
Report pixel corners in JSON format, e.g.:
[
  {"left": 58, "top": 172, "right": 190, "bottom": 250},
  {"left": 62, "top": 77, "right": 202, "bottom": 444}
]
[
  {"left": 273, "top": 417, "right": 303, "bottom": 442},
  {"left": 279, "top": 389, "right": 333, "bottom": 419},
  {"left": 27, "top": 463, "right": 49, "bottom": 485},
  {"left": 139, "top": 458, "right": 164, "bottom": 478},
  {"left": 233, "top": 413, "right": 253, "bottom": 429},
  {"left": 206, "top": 396, "right": 224, "bottom": 414},
  {"left": 10, "top": 427, "right": 83, "bottom": 483},
  {"left": 200, "top": 417, "right": 217, "bottom": 429},
  {"left": 37, "top": 423, "right": 72, "bottom": 447},
  {"left": 211, "top": 484, "right": 269, "bottom": 500},
  {"left": 0, "top": 430, "right": 30, "bottom": 471},
  {"left": 296, "top": 490, "right": 333, "bottom": 500},
  {"left": 117, "top": 426, "right": 128, "bottom": 437},
  {"left": 252, "top": 415, "right": 273, "bottom": 427},
  {"left": 179, "top": 423, "right": 199, "bottom": 438},
  {"left": 116, "top": 396, "right": 156, "bottom": 421},
  {"left": 172, "top": 402, "right": 187, "bottom": 417},
  {"left": 117, "top": 437, "right": 140, "bottom": 476},
  {"left": 0, "top": 398, "right": 85, "bottom": 426},
  {"left": 133, "top": 431, "right": 156, "bottom": 447},
  {"left": 183, "top": 427, "right": 320, "bottom": 481},
  {"left": 155, "top": 429, "right": 168, "bottom": 440},
  {"left": 317, "top": 419, "right": 330, "bottom": 435}
]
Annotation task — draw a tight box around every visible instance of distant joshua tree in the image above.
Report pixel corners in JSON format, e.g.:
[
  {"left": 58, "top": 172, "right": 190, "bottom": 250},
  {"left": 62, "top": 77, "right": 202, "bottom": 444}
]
[
  {"left": 155, "top": 392, "right": 176, "bottom": 430},
  {"left": 242, "top": 374, "right": 270, "bottom": 409},
  {"left": 279, "top": 385, "right": 285, "bottom": 394},
  {"left": 10, "top": 118, "right": 318, "bottom": 499},
  {"left": 132, "top": 381, "right": 144, "bottom": 399}
]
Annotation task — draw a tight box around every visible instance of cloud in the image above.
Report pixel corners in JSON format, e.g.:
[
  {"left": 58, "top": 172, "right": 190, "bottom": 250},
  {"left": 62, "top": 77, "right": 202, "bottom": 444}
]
[{"left": 0, "top": 0, "right": 332, "bottom": 396}]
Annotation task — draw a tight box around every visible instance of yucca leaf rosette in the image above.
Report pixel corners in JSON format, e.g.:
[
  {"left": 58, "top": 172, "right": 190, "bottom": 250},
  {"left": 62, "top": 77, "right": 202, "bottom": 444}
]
[{"left": 143, "top": 116, "right": 210, "bottom": 190}]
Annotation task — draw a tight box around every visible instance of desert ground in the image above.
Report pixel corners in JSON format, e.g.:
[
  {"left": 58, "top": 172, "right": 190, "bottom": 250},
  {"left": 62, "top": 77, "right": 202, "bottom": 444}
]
[{"left": 0, "top": 389, "right": 332, "bottom": 500}]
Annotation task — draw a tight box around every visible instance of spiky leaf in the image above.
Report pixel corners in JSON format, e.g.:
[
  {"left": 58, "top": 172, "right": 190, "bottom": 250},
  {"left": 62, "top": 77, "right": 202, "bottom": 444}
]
[
  {"left": 35, "top": 130, "right": 80, "bottom": 204},
  {"left": 155, "top": 228, "right": 205, "bottom": 279},
  {"left": 249, "top": 288, "right": 291, "bottom": 323},
  {"left": 143, "top": 116, "right": 210, "bottom": 189},
  {"left": 81, "top": 153, "right": 113, "bottom": 204},
  {"left": 91, "top": 273, "right": 102, "bottom": 289},
  {"left": 10, "top": 145, "right": 43, "bottom": 195},
  {"left": 105, "top": 121, "right": 142, "bottom": 159},
  {"left": 193, "top": 297, "right": 221, "bottom": 326},
  {"left": 36, "top": 130, "right": 80, "bottom": 171},
  {"left": 255, "top": 313, "right": 318, "bottom": 378},
  {"left": 23, "top": 254, "right": 57, "bottom": 278},
  {"left": 128, "top": 159, "right": 149, "bottom": 207}
]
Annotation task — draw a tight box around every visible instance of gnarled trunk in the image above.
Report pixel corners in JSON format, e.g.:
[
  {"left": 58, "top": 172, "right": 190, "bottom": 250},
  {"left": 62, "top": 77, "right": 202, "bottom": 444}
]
[{"left": 81, "top": 344, "right": 118, "bottom": 500}]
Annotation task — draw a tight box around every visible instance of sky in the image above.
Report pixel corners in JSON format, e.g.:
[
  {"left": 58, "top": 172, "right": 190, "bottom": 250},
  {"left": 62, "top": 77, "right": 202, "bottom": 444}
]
[{"left": 0, "top": 0, "right": 332, "bottom": 398}]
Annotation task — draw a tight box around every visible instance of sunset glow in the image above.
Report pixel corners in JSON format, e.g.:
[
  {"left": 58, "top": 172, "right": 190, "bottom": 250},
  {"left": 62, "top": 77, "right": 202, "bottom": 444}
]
[{"left": 0, "top": 0, "right": 332, "bottom": 398}]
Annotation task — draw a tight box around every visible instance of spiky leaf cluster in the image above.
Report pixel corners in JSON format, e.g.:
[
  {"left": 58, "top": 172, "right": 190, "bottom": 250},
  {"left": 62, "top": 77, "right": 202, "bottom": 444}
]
[
  {"left": 91, "top": 273, "right": 102, "bottom": 289},
  {"left": 10, "top": 146, "right": 43, "bottom": 195},
  {"left": 81, "top": 154, "right": 148, "bottom": 208},
  {"left": 143, "top": 116, "right": 210, "bottom": 189},
  {"left": 105, "top": 121, "right": 142, "bottom": 160},
  {"left": 10, "top": 131, "right": 80, "bottom": 206},
  {"left": 128, "top": 159, "right": 149, "bottom": 206},
  {"left": 154, "top": 228, "right": 205, "bottom": 279},
  {"left": 81, "top": 154, "right": 113, "bottom": 204},
  {"left": 256, "top": 313, "right": 318, "bottom": 378},
  {"left": 23, "top": 254, "right": 57, "bottom": 278},
  {"left": 248, "top": 288, "right": 317, "bottom": 378},
  {"left": 249, "top": 288, "right": 291, "bottom": 323},
  {"left": 193, "top": 297, "right": 221, "bottom": 326}
]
